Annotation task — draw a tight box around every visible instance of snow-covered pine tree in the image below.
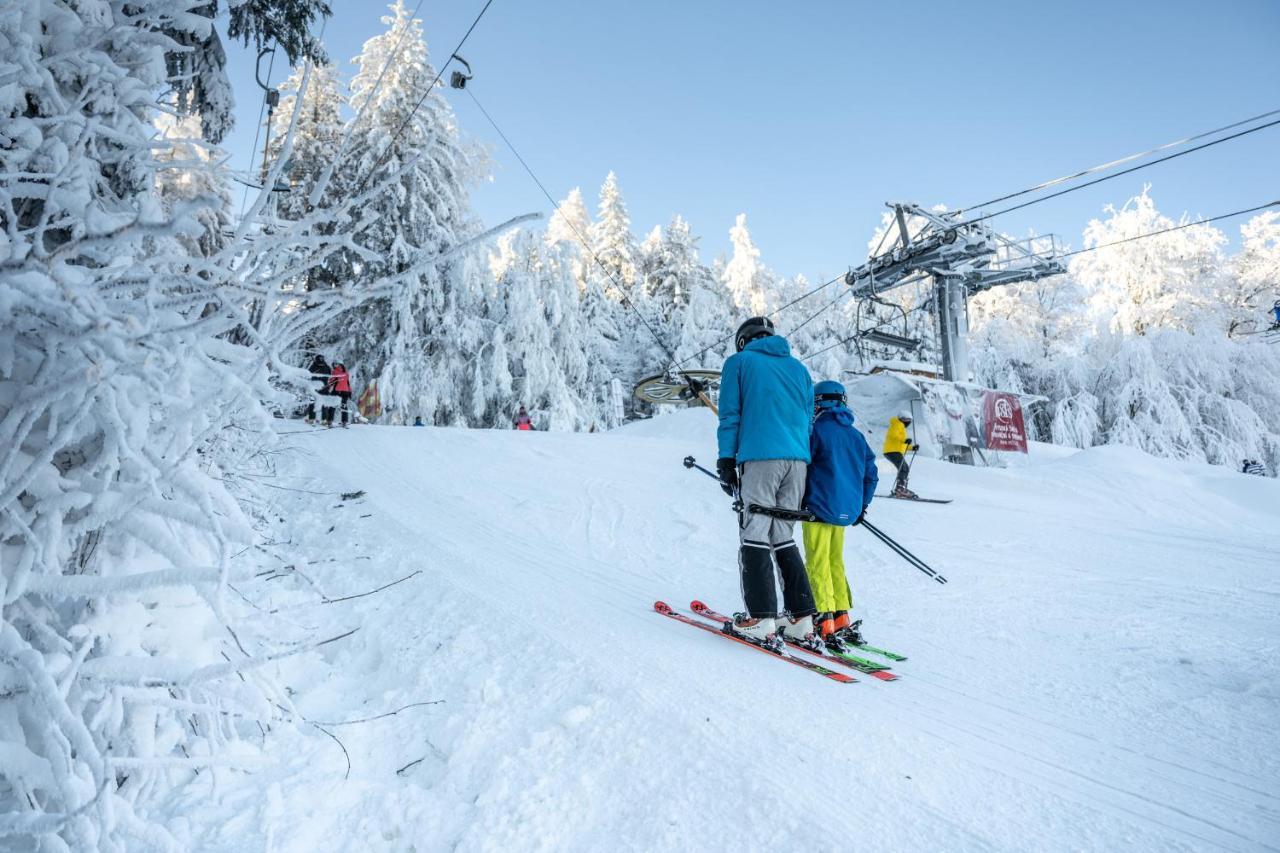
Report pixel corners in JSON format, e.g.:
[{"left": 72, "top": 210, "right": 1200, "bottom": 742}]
[
  {"left": 339, "top": 0, "right": 488, "bottom": 424},
  {"left": 165, "top": 0, "right": 332, "bottom": 143},
  {"left": 490, "top": 231, "right": 591, "bottom": 429},
  {"left": 590, "top": 171, "right": 639, "bottom": 298},
  {"left": 722, "top": 213, "right": 776, "bottom": 318},
  {"left": 544, "top": 188, "right": 623, "bottom": 427}
]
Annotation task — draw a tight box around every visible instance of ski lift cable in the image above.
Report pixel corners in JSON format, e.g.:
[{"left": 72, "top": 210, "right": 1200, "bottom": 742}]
[
  {"left": 957, "top": 107, "right": 1280, "bottom": 215},
  {"left": 669, "top": 272, "right": 845, "bottom": 369},
  {"left": 239, "top": 46, "right": 277, "bottom": 219},
  {"left": 669, "top": 223, "right": 906, "bottom": 371},
  {"left": 951, "top": 117, "right": 1280, "bottom": 231},
  {"left": 464, "top": 86, "right": 685, "bottom": 369},
  {"left": 800, "top": 304, "right": 929, "bottom": 364},
  {"left": 1059, "top": 199, "right": 1279, "bottom": 259},
  {"left": 357, "top": 0, "right": 497, "bottom": 192}
]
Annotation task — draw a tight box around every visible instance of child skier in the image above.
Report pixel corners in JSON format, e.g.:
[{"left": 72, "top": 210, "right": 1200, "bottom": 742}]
[
  {"left": 803, "top": 381, "right": 878, "bottom": 650},
  {"left": 883, "top": 410, "right": 919, "bottom": 498}
]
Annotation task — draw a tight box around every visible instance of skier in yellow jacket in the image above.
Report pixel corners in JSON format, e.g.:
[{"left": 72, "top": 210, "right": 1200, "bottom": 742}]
[{"left": 883, "top": 411, "right": 919, "bottom": 498}]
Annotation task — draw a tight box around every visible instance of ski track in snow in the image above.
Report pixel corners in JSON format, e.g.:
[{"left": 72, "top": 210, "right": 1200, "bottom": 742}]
[{"left": 181, "top": 412, "right": 1280, "bottom": 851}]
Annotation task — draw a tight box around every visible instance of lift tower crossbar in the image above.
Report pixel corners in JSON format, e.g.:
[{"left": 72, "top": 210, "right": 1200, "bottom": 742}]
[{"left": 844, "top": 203, "right": 1066, "bottom": 382}]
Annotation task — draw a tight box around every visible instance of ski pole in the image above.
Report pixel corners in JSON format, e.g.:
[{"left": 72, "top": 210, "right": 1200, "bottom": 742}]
[
  {"left": 860, "top": 519, "right": 947, "bottom": 584},
  {"left": 680, "top": 455, "right": 742, "bottom": 507},
  {"left": 864, "top": 521, "right": 944, "bottom": 583}
]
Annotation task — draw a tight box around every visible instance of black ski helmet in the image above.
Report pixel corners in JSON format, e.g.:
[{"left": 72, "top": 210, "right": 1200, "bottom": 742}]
[{"left": 735, "top": 316, "right": 776, "bottom": 352}]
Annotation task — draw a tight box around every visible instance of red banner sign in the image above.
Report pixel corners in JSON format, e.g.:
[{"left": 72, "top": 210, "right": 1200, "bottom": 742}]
[{"left": 981, "top": 391, "right": 1028, "bottom": 453}]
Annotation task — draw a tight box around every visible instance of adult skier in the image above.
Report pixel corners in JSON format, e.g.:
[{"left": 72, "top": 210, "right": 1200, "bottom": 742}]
[
  {"left": 1271, "top": 299, "right": 1280, "bottom": 329},
  {"left": 883, "top": 411, "right": 919, "bottom": 498},
  {"left": 1242, "top": 458, "right": 1267, "bottom": 477},
  {"left": 716, "top": 316, "right": 820, "bottom": 651},
  {"left": 326, "top": 362, "right": 352, "bottom": 428},
  {"left": 304, "top": 354, "right": 330, "bottom": 424},
  {"left": 513, "top": 405, "right": 533, "bottom": 431},
  {"left": 802, "top": 381, "right": 878, "bottom": 649}
]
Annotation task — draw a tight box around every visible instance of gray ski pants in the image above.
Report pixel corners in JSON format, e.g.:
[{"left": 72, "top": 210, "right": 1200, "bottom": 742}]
[
  {"left": 736, "top": 459, "right": 815, "bottom": 618},
  {"left": 738, "top": 459, "right": 806, "bottom": 547}
]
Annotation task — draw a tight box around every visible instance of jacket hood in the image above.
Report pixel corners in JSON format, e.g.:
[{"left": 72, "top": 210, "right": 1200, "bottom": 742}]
[
  {"left": 744, "top": 335, "right": 791, "bottom": 358},
  {"left": 818, "top": 407, "right": 854, "bottom": 427}
]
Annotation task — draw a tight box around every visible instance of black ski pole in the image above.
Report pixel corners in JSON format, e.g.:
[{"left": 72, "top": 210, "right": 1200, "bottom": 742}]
[
  {"left": 682, "top": 456, "right": 744, "bottom": 511},
  {"left": 861, "top": 519, "right": 947, "bottom": 584}
]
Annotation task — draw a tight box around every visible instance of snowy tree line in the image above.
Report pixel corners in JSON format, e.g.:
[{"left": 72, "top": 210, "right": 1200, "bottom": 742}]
[{"left": 264, "top": 2, "right": 1280, "bottom": 477}]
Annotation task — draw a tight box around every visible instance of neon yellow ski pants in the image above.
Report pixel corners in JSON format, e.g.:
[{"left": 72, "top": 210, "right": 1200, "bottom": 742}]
[{"left": 802, "top": 521, "right": 852, "bottom": 612}]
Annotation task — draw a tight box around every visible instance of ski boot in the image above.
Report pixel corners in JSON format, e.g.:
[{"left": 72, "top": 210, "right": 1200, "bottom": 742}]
[
  {"left": 725, "top": 614, "right": 783, "bottom": 653},
  {"left": 834, "top": 614, "right": 866, "bottom": 646},
  {"left": 892, "top": 484, "right": 918, "bottom": 499},
  {"left": 781, "top": 613, "right": 824, "bottom": 653}
]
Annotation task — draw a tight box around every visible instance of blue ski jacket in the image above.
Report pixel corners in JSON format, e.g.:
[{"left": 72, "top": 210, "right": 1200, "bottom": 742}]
[
  {"left": 804, "top": 406, "right": 878, "bottom": 525},
  {"left": 716, "top": 336, "right": 814, "bottom": 464}
]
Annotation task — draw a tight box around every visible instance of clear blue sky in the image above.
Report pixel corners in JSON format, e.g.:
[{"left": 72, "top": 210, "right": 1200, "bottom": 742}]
[{"left": 221, "top": 0, "right": 1280, "bottom": 280}]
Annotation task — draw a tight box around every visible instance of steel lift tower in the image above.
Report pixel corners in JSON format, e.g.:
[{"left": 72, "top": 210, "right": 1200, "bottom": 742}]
[{"left": 845, "top": 203, "right": 1066, "bottom": 382}]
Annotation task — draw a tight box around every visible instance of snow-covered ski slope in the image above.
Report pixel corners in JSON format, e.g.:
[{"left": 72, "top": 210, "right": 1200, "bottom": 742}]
[{"left": 195, "top": 410, "right": 1279, "bottom": 851}]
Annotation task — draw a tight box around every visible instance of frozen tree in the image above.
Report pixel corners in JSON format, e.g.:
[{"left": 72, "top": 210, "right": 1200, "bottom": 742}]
[
  {"left": 153, "top": 109, "right": 233, "bottom": 257},
  {"left": 1073, "top": 187, "right": 1226, "bottom": 336},
  {"left": 722, "top": 214, "right": 775, "bottom": 317},
  {"left": 547, "top": 187, "right": 592, "bottom": 251},
  {"left": 1225, "top": 211, "right": 1280, "bottom": 336},
  {"left": 338, "top": 0, "right": 489, "bottom": 424},
  {"left": 589, "top": 172, "right": 638, "bottom": 297},
  {"left": 490, "top": 232, "right": 591, "bottom": 430},
  {"left": 0, "top": 1, "right": 533, "bottom": 846}
]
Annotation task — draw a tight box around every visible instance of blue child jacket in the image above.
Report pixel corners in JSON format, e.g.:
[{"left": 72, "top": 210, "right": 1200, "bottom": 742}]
[
  {"left": 716, "top": 336, "right": 814, "bottom": 463},
  {"left": 804, "top": 406, "right": 878, "bottom": 525}
]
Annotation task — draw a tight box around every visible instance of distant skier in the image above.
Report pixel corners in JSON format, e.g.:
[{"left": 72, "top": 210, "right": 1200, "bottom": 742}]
[
  {"left": 304, "top": 354, "right": 330, "bottom": 424},
  {"left": 1272, "top": 300, "right": 1280, "bottom": 329},
  {"left": 413, "top": 416, "right": 425, "bottom": 427},
  {"left": 802, "top": 381, "right": 878, "bottom": 650},
  {"left": 1242, "top": 458, "right": 1267, "bottom": 477},
  {"left": 325, "top": 361, "right": 352, "bottom": 428},
  {"left": 716, "top": 317, "right": 820, "bottom": 651},
  {"left": 883, "top": 410, "right": 919, "bottom": 498},
  {"left": 513, "top": 405, "right": 533, "bottom": 431}
]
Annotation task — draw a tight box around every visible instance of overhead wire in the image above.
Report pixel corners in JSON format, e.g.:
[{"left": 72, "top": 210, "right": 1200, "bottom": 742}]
[
  {"left": 239, "top": 47, "right": 277, "bottom": 219},
  {"left": 957, "top": 108, "right": 1280, "bottom": 214},
  {"left": 950, "top": 117, "right": 1280, "bottom": 230},
  {"left": 464, "top": 86, "right": 684, "bottom": 367},
  {"left": 356, "top": 0, "right": 497, "bottom": 192},
  {"left": 1059, "top": 200, "right": 1279, "bottom": 259}
]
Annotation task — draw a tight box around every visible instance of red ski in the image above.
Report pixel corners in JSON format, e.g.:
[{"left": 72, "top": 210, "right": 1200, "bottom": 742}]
[
  {"left": 689, "top": 601, "right": 898, "bottom": 682},
  {"left": 652, "top": 602, "right": 855, "bottom": 683}
]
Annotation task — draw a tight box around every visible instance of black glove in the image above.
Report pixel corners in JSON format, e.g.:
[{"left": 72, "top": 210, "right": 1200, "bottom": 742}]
[
  {"left": 716, "top": 457, "right": 738, "bottom": 496},
  {"left": 852, "top": 509, "right": 866, "bottom": 526},
  {"left": 909, "top": 443, "right": 920, "bottom": 452}
]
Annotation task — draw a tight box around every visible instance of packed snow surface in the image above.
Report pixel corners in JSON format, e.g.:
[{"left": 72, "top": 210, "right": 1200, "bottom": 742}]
[{"left": 179, "top": 410, "right": 1279, "bottom": 851}]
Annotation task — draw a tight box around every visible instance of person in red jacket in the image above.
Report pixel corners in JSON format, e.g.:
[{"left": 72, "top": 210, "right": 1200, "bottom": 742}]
[
  {"left": 513, "top": 405, "right": 533, "bottom": 431},
  {"left": 325, "top": 362, "right": 352, "bottom": 428}
]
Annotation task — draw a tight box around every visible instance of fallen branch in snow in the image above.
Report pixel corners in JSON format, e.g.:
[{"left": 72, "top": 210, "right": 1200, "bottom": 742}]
[
  {"left": 311, "top": 699, "right": 444, "bottom": 727},
  {"left": 320, "top": 570, "right": 423, "bottom": 605},
  {"left": 310, "top": 724, "right": 350, "bottom": 780},
  {"left": 395, "top": 757, "right": 425, "bottom": 776}
]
